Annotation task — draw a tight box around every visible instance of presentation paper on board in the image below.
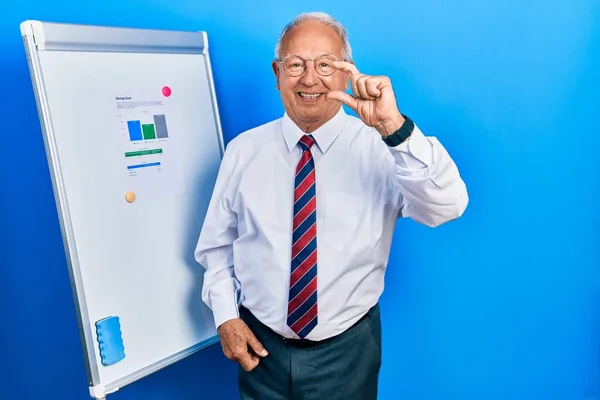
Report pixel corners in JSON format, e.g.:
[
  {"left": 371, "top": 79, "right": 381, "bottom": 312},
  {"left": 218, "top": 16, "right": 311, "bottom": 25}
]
[{"left": 113, "top": 88, "right": 187, "bottom": 199}]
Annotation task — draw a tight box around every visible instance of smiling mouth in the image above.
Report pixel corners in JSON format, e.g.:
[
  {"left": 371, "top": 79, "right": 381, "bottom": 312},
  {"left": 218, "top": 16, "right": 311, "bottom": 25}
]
[{"left": 298, "top": 92, "right": 323, "bottom": 100}]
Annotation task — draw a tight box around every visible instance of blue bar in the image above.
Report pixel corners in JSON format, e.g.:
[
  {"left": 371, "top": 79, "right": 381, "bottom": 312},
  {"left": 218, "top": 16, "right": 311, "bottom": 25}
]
[
  {"left": 127, "top": 162, "right": 161, "bottom": 170},
  {"left": 127, "top": 120, "right": 143, "bottom": 141}
]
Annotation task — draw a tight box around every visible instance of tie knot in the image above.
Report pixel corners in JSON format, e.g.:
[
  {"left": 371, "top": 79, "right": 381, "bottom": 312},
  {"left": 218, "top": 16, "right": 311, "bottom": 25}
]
[{"left": 298, "top": 135, "right": 316, "bottom": 151}]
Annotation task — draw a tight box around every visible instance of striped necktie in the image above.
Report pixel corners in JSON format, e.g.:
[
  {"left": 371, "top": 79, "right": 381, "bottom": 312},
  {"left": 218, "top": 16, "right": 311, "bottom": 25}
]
[{"left": 287, "top": 134, "right": 318, "bottom": 339}]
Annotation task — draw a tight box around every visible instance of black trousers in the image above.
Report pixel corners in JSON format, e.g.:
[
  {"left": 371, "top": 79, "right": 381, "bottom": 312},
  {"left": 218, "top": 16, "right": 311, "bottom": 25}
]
[{"left": 238, "top": 304, "right": 382, "bottom": 400}]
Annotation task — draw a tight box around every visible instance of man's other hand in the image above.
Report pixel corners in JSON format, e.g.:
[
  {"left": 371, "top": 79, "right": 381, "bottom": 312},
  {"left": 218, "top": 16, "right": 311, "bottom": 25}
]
[{"left": 217, "top": 318, "right": 269, "bottom": 371}]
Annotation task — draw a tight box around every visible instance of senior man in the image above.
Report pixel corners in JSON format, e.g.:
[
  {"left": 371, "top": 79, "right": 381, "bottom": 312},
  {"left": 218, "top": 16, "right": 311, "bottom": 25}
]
[{"left": 195, "top": 11, "right": 468, "bottom": 400}]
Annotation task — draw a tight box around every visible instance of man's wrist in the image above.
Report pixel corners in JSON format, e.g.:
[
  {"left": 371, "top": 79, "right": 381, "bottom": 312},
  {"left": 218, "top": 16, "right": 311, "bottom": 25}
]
[
  {"left": 381, "top": 114, "right": 414, "bottom": 147},
  {"left": 377, "top": 113, "right": 406, "bottom": 137}
]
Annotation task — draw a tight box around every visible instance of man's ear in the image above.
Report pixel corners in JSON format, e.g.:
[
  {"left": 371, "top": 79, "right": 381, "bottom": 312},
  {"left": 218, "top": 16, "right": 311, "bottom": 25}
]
[{"left": 272, "top": 61, "right": 280, "bottom": 90}]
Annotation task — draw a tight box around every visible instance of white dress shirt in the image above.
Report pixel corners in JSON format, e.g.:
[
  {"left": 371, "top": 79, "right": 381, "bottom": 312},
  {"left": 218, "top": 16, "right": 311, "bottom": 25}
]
[{"left": 194, "top": 107, "right": 468, "bottom": 341}]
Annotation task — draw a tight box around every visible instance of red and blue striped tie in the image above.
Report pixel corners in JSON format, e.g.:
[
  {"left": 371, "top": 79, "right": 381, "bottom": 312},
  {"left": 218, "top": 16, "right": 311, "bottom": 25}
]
[{"left": 287, "top": 134, "right": 318, "bottom": 339}]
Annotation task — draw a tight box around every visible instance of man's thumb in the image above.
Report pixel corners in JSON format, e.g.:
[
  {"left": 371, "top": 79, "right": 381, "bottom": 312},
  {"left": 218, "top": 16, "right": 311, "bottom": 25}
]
[
  {"left": 247, "top": 333, "right": 269, "bottom": 357},
  {"left": 327, "top": 91, "right": 358, "bottom": 111}
]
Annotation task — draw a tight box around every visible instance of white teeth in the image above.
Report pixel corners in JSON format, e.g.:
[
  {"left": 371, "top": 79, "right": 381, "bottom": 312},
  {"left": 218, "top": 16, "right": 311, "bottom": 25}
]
[{"left": 299, "top": 93, "right": 321, "bottom": 99}]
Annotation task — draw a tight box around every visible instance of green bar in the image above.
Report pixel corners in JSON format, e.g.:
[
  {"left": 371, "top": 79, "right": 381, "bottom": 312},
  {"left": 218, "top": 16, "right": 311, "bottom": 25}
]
[
  {"left": 125, "top": 149, "right": 163, "bottom": 157},
  {"left": 142, "top": 124, "right": 156, "bottom": 140}
]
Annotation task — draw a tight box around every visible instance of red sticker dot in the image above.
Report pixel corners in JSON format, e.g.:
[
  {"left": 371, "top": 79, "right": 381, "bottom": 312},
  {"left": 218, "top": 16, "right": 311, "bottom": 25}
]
[{"left": 162, "top": 86, "right": 172, "bottom": 97}]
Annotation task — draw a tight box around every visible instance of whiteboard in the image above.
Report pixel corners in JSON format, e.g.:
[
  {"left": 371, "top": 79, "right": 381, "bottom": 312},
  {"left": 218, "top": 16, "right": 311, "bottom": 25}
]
[{"left": 20, "top": 20, "right": 224, "bottom": 399}]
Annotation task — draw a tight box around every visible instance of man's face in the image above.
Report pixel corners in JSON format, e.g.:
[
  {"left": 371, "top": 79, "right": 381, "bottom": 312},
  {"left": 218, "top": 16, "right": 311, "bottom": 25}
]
[{"left": 272, "top": 21, "right": 349, "bottom": 132}]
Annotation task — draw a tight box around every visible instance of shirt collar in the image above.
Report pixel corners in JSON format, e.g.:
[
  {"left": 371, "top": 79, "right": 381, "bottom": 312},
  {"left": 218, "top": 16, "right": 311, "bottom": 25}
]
[{"left": 281, "top": 107, "right": 348, "bottom": 153}]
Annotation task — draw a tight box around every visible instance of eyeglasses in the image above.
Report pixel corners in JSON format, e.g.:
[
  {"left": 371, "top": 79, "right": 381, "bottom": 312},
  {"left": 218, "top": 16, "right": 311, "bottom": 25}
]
[{"left": 277, "top": 54, "right": 340, "bottom": 77}]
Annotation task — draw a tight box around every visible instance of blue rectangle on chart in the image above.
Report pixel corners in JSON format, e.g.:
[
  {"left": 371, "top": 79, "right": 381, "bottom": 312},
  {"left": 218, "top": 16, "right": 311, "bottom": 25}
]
[
  {"left": 127, "top": 162, "right": 161, "bottom": 170},
  {"left": 95, "top": 316, "right": 126, "bottom": 366},
  {"left": 127, "top": 120, "right": 143, "bottom": 141}
]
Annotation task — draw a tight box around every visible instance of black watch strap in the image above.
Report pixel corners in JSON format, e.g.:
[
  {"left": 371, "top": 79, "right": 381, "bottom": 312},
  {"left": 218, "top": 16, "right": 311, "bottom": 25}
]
[{"left": 381, "top": 115, "right": 414, "bottom": 147}]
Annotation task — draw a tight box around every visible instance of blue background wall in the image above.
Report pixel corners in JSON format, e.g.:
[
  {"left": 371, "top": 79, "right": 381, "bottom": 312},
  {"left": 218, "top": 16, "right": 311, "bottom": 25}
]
[{"left": 2, "top": 1, "right": 598, "bottom": 399}]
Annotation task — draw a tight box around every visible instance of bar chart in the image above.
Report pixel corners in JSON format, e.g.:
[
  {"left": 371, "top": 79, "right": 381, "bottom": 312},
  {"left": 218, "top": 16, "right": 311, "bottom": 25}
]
[
  {"left": 114, "top": 92, "right": 185, "bottom": 199},
  {"left": 127, "top": 114, "right": 170, "bottom": 142}
]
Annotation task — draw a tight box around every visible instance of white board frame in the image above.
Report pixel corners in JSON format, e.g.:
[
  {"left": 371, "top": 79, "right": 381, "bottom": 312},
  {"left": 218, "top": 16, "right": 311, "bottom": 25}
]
[{"left": 20, "top": 20, "right": 224, "bottom": 399}]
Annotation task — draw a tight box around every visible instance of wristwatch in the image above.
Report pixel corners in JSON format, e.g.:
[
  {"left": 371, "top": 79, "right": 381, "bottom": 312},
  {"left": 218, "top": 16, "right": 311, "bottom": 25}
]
[{"left": 381, "top": 114, "right": 414, "bottom": 147}]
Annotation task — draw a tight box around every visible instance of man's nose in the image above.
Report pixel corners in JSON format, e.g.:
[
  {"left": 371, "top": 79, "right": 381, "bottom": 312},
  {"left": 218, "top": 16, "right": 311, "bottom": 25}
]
[{"left": 300, "top": 61, "right": 319, "bottom": 86}]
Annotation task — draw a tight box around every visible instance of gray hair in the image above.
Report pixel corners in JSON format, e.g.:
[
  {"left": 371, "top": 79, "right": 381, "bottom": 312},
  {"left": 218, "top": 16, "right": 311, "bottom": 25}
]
[{"left": 274, "top": 12, "right": 353, "bottom": 61}]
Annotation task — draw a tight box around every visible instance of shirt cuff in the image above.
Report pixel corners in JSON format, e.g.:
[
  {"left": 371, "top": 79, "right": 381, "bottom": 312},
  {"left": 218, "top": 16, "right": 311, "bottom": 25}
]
[
  {"left": 208, "top": 279, "right": 241, "bottom": 328},
  {"left": 387, "top": 124, "right": 433, "bottom": 168}
]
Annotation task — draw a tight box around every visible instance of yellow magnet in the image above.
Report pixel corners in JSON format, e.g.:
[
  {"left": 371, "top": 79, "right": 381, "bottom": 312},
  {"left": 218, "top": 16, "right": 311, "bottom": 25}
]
[{"left": 125, "top": 192, "right": 136, "bottom": 203}]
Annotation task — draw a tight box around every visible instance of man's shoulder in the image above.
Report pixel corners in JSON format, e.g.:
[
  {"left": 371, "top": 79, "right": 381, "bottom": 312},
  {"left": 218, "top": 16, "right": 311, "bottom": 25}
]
[
  {"left": 344, "top": 113, "right": 383, "bottom": 144},
  {"left": 226, "top": 117, "right": 283, "bottom": 150}
]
